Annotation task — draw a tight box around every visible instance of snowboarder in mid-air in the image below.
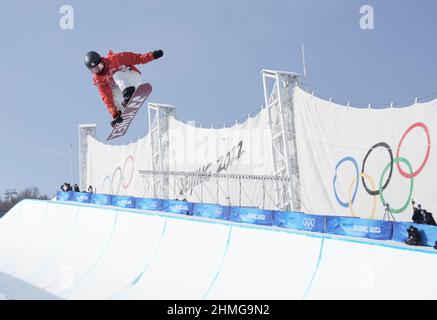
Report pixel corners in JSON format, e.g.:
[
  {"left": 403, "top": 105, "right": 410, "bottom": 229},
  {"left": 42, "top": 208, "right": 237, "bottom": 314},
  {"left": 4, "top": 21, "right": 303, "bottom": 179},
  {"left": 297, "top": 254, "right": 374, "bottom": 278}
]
[{"left": 84, "top": 49, "right": 164, "bottom": 127}]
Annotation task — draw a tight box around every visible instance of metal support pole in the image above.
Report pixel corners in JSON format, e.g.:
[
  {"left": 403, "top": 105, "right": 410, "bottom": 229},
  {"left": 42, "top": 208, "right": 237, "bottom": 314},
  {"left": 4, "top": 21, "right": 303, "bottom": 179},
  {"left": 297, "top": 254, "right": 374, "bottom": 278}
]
[
  {"left": 201, "top": 179, "right": 204, "bottom": 203},
  {"left": 262, "top": 180, "right": 266, "bottom": 209},
  {"left": 216, "top": 177, "right": 219, "bottom": 205},
  {"left": 78, "top": 124, "right": 97, "bottom": 191},
  {"left": 239, "top": 178, "right": 242, "bottom": 207}
]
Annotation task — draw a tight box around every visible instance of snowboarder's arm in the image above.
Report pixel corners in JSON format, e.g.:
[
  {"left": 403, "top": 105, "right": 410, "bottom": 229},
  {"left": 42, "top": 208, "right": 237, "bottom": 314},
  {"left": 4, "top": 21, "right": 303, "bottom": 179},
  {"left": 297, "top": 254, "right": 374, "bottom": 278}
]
[
  {"left": 117, "top": 51, "right": 163, "bottom": 66},
  {"left": 96, "top": 82, "right": 118, "bottom": 118}
]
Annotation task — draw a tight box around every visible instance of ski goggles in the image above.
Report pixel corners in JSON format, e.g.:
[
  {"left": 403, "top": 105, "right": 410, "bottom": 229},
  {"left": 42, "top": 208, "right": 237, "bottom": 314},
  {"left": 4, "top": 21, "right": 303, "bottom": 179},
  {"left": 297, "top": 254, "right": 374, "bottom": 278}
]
[{"left": 90, "top": 61, "right": 105, "bottom": 74}]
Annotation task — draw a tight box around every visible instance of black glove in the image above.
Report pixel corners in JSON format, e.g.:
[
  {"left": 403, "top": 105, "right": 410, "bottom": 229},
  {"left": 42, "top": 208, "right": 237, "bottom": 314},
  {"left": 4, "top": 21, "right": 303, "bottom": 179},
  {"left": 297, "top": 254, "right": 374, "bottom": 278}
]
[
  {"left": 153, "top": 50, "right": 164, "bottom": 59},
  {"left": 111, "top": 111, "right": 123, "bottom": 128}
]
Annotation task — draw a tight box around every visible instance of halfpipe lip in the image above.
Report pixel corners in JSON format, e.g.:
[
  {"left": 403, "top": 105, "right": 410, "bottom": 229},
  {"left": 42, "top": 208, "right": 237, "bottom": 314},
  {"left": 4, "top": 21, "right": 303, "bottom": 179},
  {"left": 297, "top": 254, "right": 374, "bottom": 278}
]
[{"left": 16, "top": 198, "right": 437, "bottom": 256}]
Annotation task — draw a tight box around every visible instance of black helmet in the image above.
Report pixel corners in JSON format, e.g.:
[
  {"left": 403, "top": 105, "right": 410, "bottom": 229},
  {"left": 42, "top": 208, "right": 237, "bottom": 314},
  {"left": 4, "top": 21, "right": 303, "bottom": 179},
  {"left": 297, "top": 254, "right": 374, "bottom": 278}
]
[{"left": 84, "top": 51, "right": 103, "bottom": 72}]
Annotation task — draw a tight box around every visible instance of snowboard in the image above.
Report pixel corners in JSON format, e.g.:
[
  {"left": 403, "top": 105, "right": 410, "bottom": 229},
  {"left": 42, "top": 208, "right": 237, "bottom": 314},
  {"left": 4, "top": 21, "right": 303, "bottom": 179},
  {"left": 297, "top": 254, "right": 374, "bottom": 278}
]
[{"left": 106, "top": 83, "right": 153, "bottom": 141}]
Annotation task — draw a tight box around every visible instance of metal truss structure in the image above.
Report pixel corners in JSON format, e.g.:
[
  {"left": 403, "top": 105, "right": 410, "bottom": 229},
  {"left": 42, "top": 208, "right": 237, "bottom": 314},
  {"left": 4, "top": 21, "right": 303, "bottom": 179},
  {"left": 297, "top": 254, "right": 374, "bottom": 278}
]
[
  {"left": 139, "top": 169, "right": 291, "bottom": 210},
  {"left": 78, "top": 124, "right": 97, "bottom": 191},
  {"left": 80, "top": 69, "right": 303, "bottom": 211},
  {"left": 262, "top": 69, "right": 302, "bottom": 212},
  {"left": 147, "top": 103, "right": 176, "bottom": 199}
]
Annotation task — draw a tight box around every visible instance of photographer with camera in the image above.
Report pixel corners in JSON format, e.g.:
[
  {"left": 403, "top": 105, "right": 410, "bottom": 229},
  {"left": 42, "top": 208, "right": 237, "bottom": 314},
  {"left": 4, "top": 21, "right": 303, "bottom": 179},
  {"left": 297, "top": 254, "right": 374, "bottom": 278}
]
[{"left": 405, "top": 225, "right": 421, "bottom": 246}]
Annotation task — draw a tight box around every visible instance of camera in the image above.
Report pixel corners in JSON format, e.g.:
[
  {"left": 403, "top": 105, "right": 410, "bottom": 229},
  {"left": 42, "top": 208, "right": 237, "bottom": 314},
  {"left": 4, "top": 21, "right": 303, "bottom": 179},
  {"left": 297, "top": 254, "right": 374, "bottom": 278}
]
[{"left": 383, "top": 202, "right": 395, "bottom": 221}]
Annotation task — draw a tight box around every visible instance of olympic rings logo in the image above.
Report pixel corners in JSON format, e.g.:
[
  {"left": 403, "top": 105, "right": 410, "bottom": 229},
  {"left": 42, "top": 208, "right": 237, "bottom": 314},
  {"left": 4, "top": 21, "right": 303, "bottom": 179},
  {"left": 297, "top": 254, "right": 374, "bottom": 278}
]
[
  {"left": 102, "top": 155, "right": 135, "bottom": 195},
  {"left": 303, "top": 218, "right": 316, "bottom": 230},
  {"left": 333, "top": 122, "right": 431, "bottom": 219}
]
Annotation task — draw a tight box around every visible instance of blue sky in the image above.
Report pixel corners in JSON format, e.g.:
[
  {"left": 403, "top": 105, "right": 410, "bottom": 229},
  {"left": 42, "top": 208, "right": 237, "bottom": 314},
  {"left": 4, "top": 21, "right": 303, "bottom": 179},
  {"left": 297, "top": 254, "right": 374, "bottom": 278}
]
[{"left": 0, "top": 0, "right": 436, "bottom": 196}]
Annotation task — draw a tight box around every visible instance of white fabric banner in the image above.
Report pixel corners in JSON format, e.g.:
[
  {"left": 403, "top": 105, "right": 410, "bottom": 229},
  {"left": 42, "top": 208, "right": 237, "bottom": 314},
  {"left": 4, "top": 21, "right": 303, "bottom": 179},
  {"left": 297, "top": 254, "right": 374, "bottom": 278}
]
[
  {"left": 294, "top": 86, "right": 437, "bottom": 221},
  {"left": 86, "top": 135, "right": 152, "bottom": 197},
  {"left": 168, "top": 108, "right": 275, "bottom": 208}
]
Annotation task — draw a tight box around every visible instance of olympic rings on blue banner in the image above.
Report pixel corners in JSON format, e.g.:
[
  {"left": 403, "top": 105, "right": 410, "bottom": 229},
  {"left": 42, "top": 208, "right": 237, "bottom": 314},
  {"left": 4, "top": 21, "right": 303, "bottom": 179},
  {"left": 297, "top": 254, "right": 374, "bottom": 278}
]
[{"left": 333, "top": 157, "right": 359, "bottom": 208}]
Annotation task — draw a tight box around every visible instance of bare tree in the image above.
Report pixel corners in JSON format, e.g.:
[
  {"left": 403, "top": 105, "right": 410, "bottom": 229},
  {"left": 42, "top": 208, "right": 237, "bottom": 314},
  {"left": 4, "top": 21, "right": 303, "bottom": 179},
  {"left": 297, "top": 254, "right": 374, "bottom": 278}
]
[{"left": 0, "top": 186, "right": 49, "bottom": 217}]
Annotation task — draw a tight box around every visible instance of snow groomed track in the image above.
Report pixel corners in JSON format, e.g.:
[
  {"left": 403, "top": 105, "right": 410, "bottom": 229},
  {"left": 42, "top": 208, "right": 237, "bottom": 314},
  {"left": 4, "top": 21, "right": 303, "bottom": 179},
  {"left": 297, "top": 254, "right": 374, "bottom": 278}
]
[{"left": 0, "top": 199, "right": 436, "bottom": 300}]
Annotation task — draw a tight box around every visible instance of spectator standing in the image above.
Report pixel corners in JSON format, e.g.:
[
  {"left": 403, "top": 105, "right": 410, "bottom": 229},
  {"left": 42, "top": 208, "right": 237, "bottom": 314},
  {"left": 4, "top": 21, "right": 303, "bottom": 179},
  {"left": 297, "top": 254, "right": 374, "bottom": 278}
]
[
  {"left": 423, "top": 210, "right": 437, "bottom": 226},
  {"left": 412, "top": 201, "right": 424, "bottom": 224},
  {"left": 60, "top": 182, "right": 72, "bottom": 192}
]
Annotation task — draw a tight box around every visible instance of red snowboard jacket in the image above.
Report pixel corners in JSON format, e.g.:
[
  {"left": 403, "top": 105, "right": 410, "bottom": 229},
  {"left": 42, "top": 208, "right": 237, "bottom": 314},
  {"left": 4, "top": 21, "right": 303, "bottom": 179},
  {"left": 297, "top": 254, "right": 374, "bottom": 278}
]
[{"left": 92, "top": 50, "right": 155, "bottom": 117}]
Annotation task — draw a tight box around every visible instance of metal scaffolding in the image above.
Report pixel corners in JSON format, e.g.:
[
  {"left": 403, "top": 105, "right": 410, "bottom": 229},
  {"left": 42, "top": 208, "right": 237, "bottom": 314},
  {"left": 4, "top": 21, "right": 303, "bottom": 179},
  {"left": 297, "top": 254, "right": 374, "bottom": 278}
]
[
  {"left": 79, "top": 69, "right": 303, "bottom": 211},
  {"left": 139, "top": 169, "right": 290, "bottom": 210},
  {"left": 262, "top": 70, "right": 302, "bottom": 212},
  {"left": 78, "top": 124, "right": 97, "bottom": 191},
  {"left": 147, "top": 103, "right": 176, "bottom": 199}
]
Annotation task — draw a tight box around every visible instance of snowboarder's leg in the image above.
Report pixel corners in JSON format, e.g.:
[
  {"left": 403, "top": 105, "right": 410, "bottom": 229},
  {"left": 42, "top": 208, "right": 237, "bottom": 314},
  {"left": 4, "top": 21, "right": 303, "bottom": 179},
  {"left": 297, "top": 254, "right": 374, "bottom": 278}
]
[
  {"left": 121, "top": 87, "right": 136, "bottom": 107},
  {"left": 112, "top": 69, "right": 142, "bottom": 107},
  {"left": 111, "top": 86, "right": 125, "bottom": 112},
  {"left": 110, "top": 87, "right": 124, "bottom": 127}
]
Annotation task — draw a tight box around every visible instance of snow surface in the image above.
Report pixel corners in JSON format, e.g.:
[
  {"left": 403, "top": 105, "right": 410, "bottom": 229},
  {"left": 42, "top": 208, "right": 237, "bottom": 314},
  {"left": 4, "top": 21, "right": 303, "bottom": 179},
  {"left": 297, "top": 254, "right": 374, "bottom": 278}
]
[{"left": 0, "top": 199, "right": 435, "bottom": 300}]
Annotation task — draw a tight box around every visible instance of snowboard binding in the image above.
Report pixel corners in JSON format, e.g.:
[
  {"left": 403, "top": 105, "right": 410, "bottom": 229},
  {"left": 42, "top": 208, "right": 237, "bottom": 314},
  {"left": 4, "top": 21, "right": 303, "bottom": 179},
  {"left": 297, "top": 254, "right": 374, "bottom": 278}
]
[{"left": 122, "top": 86, "right": 136, "bottom": 109}]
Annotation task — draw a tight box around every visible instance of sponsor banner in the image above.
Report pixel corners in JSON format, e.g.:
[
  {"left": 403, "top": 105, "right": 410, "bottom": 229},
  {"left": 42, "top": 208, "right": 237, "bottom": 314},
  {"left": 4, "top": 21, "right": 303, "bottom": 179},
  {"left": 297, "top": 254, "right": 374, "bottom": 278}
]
[
  {"left": 392, "top": 222, "right": 437, "bottom": 247},
  {"left": 71, "top": 192, "right": 91, "bottom": 203},
  {"left": 192, "top": 203, "right": 230, "bottom": 221},
  {"left": 162, "top": 200, "right": 193, "bottom": 215},
  {"left": 56, "top": 191, "right": 73, "bottom": 201},
  {"left": 230, "top": 207, "right": 273, "bottom": 226},
  {"left": 135, "top": 198, "right": 163, "bottom": 211},
  {"left": 326, "top": 216, "right": 392, "bottom": 240},
  {"left": 274, "top": 211, "right": 326, "bottom": 233},
  {"left": 112, "top": 195, "right": 136, "bottom": 209},
  {"left": 90, "top": 193, "right": 112, "bottom": 206}
]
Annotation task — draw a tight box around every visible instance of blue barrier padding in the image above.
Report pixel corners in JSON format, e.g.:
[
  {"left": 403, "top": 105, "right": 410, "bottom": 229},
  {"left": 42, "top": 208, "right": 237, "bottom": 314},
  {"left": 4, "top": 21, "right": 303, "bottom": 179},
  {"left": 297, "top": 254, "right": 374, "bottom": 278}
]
[
  {"left": 393, "top": 222, "right": 437, "bottom": 247},
  {"left": 230, "top": 207, "right": 274, "bottom": 226},
  {"left": 135, "top": 198, "right": 163, "bottom": 211},
  {"left": 162, "top": 200, "right": 193, "bottom": 215},
  {"left": 56, "top": 191, "right": 73, "bottom": 201},
  {"left": 90, "top": 193, "right": 112, "bottom": 206},
  {"left": 274, "top": 211, "right": 326, "bottom": 233},
  {"left": 192, "top": 203, "right": 230, "bottom": 220},
  {"left": 70, "top": 192, "right": 91, "bottom": 203},
  {"left": 112, "top": 195, "right": 136, "bottom": 209},
  {"left": 326, "top": 216, "right": 392, "bottom": 240},
  {"left": 59, "top": 191, "right": 437, "bottom": 247}
]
